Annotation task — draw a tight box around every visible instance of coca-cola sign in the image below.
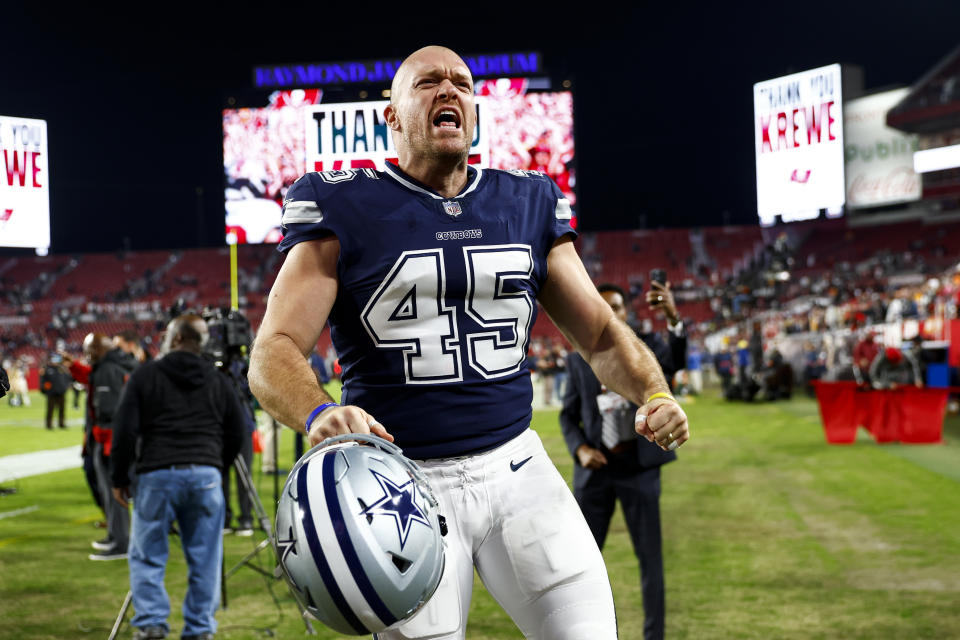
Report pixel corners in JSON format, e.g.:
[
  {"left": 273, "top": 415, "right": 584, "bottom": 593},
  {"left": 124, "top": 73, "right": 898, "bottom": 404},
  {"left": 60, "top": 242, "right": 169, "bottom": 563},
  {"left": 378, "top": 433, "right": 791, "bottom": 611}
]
[{"left": 843, "top": 88, "right": 921, "bottom": 208}]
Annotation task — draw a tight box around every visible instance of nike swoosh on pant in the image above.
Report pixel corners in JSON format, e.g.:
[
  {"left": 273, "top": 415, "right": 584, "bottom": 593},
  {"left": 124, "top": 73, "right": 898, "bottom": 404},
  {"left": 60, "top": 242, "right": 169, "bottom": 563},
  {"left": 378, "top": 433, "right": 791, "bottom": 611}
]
[{"left": 510, "top": 456, "right": 533, "bottom": 472}]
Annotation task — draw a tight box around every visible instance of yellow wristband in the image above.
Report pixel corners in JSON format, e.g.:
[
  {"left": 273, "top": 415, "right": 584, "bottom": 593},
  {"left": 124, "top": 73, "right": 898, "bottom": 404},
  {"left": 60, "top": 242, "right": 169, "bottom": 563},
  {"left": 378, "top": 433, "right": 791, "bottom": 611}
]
[{"left": 646, "top": 392, "right": 676, "bottom": 404}]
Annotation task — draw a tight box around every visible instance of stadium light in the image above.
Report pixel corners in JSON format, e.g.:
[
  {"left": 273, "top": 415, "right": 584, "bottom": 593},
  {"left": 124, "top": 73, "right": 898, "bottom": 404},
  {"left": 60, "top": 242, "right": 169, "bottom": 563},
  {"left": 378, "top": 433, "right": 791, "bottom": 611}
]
[{"left": 913, "top": 144, "right": 960, "bottom": 173}]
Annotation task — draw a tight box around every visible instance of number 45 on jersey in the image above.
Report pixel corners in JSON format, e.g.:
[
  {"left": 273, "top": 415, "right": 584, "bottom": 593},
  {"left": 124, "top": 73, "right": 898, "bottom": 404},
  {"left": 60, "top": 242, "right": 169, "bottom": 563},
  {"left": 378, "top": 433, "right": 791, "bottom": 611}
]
[{"left": 362, "top": 244, "right": 534, "bottom": 385}]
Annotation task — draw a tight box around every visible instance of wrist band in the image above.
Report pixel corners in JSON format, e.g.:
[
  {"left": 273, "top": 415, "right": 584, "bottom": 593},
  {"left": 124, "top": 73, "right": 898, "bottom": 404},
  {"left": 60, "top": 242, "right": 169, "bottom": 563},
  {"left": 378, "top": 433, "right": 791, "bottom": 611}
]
[
  {"left": 305, "top": 402, "right": 339, "bottom": 433},
  {"left": 646, "top": 392, "right": 676, "bottom": 404}
]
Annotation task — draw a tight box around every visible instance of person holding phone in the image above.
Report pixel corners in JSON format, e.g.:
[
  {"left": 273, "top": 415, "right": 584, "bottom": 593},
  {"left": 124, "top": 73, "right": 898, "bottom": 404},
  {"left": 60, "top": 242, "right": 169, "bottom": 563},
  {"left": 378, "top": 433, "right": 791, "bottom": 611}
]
[
  {"left": 561, "top": 277, "right": 686, "bottom": 640},
  {"left": 642, "top": 271, "right": 686, "bottom": 379}
]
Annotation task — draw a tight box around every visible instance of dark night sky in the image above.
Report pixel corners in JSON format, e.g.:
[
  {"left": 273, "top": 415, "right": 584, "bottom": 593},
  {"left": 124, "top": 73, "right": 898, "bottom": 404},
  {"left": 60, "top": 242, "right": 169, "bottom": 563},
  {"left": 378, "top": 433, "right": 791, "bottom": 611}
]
[{"left": 2, "top": 3, "right": 959, "bottom": 255}]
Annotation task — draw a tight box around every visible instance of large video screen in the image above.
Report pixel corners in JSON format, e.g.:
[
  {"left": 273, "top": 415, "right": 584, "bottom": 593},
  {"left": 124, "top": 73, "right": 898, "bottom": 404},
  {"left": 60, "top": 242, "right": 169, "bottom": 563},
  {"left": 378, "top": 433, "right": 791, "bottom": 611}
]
[
  {"left": 754, "top": 64, "right": 845, "bottom": 225},
  {"left": 223, "top": 79, "right": 575, "bottom": 244},
  {"left": 0, "top": 115, "right": 50, "bottom": 251}
]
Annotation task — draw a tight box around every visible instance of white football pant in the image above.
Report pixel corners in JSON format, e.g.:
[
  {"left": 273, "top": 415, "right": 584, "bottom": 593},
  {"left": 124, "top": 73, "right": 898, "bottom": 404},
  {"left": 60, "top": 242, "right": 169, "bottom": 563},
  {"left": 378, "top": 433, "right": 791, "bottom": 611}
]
[{"left": 376, "top": 428, "right": 617, "bottom": 640}]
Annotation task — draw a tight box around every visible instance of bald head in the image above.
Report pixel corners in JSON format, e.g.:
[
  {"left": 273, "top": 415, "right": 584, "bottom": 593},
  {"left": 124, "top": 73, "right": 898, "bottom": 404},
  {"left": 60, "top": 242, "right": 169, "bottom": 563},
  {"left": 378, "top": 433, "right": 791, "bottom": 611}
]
[
  {"left": 390, "top": 46, "right": 468, "bottom": 100},
  {"left": 384, "top": 46, "right": 475, "bottom": 169},
  {"left": 163, "top": 314, "right": 209, "bottom": 355},
  {"left": 82, "top": 333, "right": 113, "bottom": 364}
]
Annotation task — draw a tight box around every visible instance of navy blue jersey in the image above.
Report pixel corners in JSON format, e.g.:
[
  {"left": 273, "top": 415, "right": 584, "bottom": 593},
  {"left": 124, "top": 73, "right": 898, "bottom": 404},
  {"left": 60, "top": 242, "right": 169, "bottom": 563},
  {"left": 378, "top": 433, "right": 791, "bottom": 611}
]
[{"left": 278, "top": 163, "right": 576, "bottom": 459}]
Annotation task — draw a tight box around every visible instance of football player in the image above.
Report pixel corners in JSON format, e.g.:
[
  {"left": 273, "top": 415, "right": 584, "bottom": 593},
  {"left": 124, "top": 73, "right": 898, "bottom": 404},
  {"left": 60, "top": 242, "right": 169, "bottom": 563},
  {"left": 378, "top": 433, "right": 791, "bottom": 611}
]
[{"left": 249, "top": 45, "right": 689, "bottom": 639}]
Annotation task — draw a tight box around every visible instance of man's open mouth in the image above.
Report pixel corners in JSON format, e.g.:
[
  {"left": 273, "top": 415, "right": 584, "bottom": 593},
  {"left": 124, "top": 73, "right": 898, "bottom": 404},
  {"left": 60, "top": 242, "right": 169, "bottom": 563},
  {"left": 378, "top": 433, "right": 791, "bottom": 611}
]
[{"left": 433, "top": 108, "right": 461, "bottom": 129}]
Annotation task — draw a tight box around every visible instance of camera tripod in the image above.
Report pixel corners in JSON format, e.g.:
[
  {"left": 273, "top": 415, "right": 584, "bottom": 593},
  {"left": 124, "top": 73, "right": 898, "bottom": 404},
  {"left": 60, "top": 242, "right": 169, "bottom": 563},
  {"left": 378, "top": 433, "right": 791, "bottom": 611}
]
[{"left": 107, "top": 454, "right": 315, "bottom": 639}]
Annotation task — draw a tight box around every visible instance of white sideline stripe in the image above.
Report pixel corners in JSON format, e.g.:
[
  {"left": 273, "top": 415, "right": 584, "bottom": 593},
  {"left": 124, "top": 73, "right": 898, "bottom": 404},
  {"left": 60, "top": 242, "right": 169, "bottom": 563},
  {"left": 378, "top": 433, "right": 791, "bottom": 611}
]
[
  {"left": 307, "top": 458, "right": 386, "bottom": 631},
  {"left": 0, "top": 505, "right": 39, "bottom": 520},
  {"left": 0, "top": 446, "right": 82, "bottom": 481}
]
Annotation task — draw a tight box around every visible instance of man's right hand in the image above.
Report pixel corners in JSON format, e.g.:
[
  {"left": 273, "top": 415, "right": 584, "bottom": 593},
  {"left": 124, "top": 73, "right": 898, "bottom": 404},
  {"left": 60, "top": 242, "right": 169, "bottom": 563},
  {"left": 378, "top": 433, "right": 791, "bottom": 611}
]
[
  {"left": 307, "top": 405, "right": 394, "bottom": 447},
  {"left": 576, "top": 445, "right": 608, "bottom": 469}
]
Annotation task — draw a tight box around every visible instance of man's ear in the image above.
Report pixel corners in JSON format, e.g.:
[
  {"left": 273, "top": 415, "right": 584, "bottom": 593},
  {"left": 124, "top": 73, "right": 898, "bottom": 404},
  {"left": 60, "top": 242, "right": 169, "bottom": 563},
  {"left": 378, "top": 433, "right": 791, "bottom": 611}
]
[{"left": 384, "top": 103, "right": 401, "bottom": 131}]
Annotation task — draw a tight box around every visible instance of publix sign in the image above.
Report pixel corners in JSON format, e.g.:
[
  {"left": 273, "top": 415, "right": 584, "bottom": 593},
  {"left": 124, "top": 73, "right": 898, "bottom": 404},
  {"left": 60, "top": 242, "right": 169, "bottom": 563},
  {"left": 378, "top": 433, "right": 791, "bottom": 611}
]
[{"left": 843, "top": 88, "right": 920, "bottom": 209}]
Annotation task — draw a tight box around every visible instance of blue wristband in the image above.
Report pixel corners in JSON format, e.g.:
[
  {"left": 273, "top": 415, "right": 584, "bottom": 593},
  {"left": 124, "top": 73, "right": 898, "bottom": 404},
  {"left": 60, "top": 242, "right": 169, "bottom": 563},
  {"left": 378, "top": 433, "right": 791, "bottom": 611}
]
[{"left": 305, "top": 402, "right": 339, "bottom": 433}]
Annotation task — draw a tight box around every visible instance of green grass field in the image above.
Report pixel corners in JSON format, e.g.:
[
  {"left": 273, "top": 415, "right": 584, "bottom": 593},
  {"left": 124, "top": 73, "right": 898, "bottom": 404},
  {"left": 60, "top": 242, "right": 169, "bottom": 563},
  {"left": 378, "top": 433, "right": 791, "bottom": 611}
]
[{"left": 1, "top": 389, "right": 959, "bottom": 639}]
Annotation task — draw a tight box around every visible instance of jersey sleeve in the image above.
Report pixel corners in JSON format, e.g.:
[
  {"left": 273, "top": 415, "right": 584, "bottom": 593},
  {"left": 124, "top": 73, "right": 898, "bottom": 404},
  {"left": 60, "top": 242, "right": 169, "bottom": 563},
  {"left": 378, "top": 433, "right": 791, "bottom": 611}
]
[
  {"left": 543, "top": 174, "right": 577, "bottom": 247},
  {"left": 276, "top": 173, "right": 335, "bottom": 253}
]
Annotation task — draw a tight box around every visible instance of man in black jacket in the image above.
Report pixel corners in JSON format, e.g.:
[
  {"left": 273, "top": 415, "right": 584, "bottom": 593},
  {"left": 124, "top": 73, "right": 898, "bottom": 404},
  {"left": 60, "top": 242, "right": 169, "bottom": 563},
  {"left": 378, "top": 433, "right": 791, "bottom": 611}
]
[
  {"left": 560, "top": 282, "right": 684, "bottom": 640},
  {"left": 84, "top": 333, "right": 138, "bottom": 560},
  {"left": 111, "top": 314, "right": 245, "bottom": 640},
  {"left": 39, "top": 354, "right": 73, "bottom": 429}
]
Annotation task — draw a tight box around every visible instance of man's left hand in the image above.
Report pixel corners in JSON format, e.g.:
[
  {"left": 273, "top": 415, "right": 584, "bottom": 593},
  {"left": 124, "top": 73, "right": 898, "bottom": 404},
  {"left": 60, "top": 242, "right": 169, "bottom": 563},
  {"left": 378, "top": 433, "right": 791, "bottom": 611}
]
[
  {"left": 112, "top": 486, "right": 131, "bottom": 508},
  {"left": 635, "top": 398, "right": 689, "bottom": 451}
]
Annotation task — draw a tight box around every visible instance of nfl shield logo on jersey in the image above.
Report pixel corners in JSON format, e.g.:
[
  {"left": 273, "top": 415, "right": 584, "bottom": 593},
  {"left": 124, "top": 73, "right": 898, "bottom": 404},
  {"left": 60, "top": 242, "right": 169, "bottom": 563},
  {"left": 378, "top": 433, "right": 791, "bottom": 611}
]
[{"left": 442, "top": 200, "right": 462, "bottom": 217}]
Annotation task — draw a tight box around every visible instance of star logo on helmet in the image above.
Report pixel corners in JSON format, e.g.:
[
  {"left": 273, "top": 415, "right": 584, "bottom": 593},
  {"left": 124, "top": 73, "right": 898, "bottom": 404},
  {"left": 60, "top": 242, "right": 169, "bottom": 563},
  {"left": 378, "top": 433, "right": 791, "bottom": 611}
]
[
  {"left": 363, "top": 471, "right": 431, "bottom": 550},
  {"left": 275, "top": 526, "right": 299, "bottom": 587},
  {"left": 277, "top": 526, "right": 298, "bottom": 562}
]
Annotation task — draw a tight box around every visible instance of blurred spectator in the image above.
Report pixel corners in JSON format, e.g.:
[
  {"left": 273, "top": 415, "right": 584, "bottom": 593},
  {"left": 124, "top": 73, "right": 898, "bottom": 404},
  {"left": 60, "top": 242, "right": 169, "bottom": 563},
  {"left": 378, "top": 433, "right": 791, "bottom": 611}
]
[
  {"left": 685, "top": 343, "right": 703, "bottom": 395},
  {"left": 6, "top": 360, "right": 30, "bottom": 407},
  {"left": 757, "top": 350, "right": 793, "bottom": 401},
  {"left": 40, "top": 353, "right": 72, "bottom": 429},
  {"left": 552, "top": 342, "right": 569, "bottom": 402},
  {"left": 853, "top": 331, "right": 881, "bottom": 384},
  {"left": 713, "top": 340, "right": 734, "bottom": 397},
  {"left": 906, "top": 335, "right": 935, "bottom": 384},
  {"left": 71, "top": 380, "right": 84, "bottom": 410},
  {"left": 731, "top": 339, "right": 760, "bottom": 400},
  {"left": 114, "top": 329, "right": 147, "bottom": 363},
  {"left": 748, "top": 320, "right": 764, "bottom": 373},
  {"left": 801, "top": 341, "right": 827, "bottom": 396},
  {"left": 869, "top": 347, "right": 922, "bottom": 390},
  {"left": 886, "top": 288, "right": 917, "bottom": 323},
  {"left": 537, "top": 345, "right": 558, "bottom": 406}
]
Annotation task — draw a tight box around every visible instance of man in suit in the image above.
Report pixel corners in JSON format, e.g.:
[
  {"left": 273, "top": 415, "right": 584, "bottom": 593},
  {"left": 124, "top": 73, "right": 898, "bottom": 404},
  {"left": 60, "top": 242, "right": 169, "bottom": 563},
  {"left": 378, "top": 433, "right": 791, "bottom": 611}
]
[{"left": 560, "top": 281, "right": 684, "bottom": 640}]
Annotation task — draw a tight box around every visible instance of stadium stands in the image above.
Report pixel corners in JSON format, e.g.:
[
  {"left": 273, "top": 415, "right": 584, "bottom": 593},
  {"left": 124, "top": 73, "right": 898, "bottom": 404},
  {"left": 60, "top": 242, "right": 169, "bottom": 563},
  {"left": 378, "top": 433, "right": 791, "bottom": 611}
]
[{"left": 3, "top": 217, "right": 959, "bottom": 388}]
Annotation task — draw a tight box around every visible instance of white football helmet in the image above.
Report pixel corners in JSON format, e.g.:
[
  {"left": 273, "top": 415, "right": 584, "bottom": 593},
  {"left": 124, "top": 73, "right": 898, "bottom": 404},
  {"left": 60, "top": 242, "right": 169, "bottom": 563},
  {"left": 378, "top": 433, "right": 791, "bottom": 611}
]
[{"left": 275, "top": 433, "right": 446, "bottom": 635}]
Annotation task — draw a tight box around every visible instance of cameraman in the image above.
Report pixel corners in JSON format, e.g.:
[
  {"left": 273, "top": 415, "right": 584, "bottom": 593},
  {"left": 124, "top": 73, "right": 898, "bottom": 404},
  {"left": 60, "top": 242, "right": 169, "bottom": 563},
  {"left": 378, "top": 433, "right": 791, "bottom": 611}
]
[{"left": 110, "top": 314, "right": 246, "bottom": 640}]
